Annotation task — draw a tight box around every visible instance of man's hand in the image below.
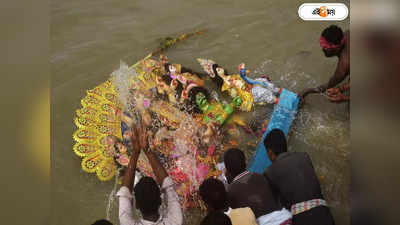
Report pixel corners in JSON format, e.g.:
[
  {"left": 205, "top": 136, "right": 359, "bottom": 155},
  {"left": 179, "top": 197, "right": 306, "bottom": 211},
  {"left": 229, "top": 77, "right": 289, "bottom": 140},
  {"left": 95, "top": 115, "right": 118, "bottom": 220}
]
[
  {"left": 132, "top": 122, "right": 149, "bottom": 152},
  {"left": 326, "top": 87, "right": 350, "bottom": 103},
  {"left": 138, "top": 123, "right": 149, "bottom": 151},
  {"left": 130, "top": 123, "right": 144, "bottom": 156},
  {"left": 123, "top": 123, "right": 144, "bottom": 191},
  {"left": 326, "top": 91, "right": 349, "bottom": 103},
  {"left": 326, "top": 87, "right": 340, "bottom": 96}
]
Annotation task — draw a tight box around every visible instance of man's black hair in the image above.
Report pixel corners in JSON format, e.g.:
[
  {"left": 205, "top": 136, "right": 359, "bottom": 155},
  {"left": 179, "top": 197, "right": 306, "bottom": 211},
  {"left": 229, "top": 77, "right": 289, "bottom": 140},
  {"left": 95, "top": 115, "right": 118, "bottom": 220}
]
[
  {"left": 223, "top": 148, "right": 246, "bottom": 177},
  {"left": 199, "top": 178, "right": 228, "bottom": 211},
  {"left": 187, "top": 86, "right": 210, "bottom": 114},
  {"left": 264, "top": 129, "right": 287, "bottom": 156},
  {"left": 91, "top": 219, "right": 113, "bottom": 225},
  {"left": 200, "top": 211, "right": 233, "bottom": 225},
  {"left": 321, "top": 25, "right": 344, "bottom": 45},
  {"left": 134, "top": 176, "right": 161, "bottom": 215}
]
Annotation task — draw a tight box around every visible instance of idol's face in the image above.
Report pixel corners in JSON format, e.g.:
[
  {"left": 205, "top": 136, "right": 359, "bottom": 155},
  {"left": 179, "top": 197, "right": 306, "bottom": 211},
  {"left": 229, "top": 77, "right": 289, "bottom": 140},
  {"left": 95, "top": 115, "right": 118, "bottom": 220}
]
[
  {"left": 195, "top": 92, "right": 207, "bottom": 108},
  {"left": 169, "top": 65, "right": 176, "bottom": 73},
  {"left": 216, "top": 67, "right": 225, "bottom": 77}
]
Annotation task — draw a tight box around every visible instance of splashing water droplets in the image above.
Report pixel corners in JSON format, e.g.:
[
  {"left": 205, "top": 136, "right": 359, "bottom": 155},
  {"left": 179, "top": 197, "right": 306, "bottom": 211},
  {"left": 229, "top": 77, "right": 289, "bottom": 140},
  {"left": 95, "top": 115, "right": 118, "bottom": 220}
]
[{"left": 111, "top": 61, "right": 138, "bottom": 111}]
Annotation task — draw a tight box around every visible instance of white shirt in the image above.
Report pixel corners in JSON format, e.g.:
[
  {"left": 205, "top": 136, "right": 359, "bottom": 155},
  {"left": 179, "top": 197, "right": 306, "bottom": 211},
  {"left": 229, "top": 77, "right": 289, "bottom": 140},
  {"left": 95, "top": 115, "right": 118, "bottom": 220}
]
[
  {"left": 257, "top": 208, "right": 292, "bottom": 225},
  {"left": 117, "top": 177, "right": 183, "bottom": 225}
]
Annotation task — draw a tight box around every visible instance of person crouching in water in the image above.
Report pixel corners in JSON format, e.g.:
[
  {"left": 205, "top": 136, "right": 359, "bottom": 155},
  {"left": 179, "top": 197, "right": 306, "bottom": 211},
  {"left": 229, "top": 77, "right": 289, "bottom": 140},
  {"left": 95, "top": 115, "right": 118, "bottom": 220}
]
[
  {"left": 116, "top": 121, "right": 183, "bottom": 225},
  {"left": 263, "top": 129, "right": 335, "bottom": 225},
  {"left": 298, "top": 25, "right": 350, "bottom": 104},
  {"left": 223, "top": 148, "right": 292, "bottom": 225},
  {"left": 199, "top": 178, "right": 258, "bottom": 225}
]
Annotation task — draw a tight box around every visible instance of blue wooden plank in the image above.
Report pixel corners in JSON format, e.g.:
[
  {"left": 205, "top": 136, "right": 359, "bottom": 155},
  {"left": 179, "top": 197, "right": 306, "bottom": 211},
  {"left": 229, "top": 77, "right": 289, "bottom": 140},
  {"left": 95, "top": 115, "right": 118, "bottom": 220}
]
[{"left": 248, "top": 89, "right": 299, "bottom": 174}]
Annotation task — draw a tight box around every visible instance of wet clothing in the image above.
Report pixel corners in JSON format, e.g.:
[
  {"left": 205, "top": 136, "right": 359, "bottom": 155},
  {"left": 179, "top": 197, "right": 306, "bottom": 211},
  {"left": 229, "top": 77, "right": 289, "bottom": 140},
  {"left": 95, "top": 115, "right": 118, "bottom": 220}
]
[
  {"left": 264, "top": 152, "right": 335, "bottom": 225},
  {"left": 117, "top": 177, "right": 183, "bottom": 225},
  {"left": 227, "top": 171, "right": 280, "bottom": 218}
]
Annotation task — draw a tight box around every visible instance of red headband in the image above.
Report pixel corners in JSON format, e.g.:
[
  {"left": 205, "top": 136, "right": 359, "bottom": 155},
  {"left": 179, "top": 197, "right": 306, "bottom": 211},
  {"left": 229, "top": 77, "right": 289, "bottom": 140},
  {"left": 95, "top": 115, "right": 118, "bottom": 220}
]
[{"left": 319, "top": 36, "right": 346, "bottom": 51}]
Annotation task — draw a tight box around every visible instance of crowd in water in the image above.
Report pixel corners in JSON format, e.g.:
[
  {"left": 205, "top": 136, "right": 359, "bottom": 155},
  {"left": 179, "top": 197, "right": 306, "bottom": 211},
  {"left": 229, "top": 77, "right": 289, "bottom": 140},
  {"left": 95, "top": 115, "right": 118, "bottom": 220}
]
[{"left": 90, "top": 24, "right": 349, "bottom": 225}]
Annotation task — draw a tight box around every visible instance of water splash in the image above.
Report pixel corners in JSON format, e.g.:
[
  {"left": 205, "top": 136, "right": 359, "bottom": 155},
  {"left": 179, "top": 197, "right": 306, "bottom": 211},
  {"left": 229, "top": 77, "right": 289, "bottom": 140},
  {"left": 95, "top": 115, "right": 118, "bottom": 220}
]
[
  {"left": 106, "top": 169, "right": 144, "bottom": 221},
  {"left": 105, "top": 168, "right": 122, "bottom": 221},
  {"left": 111, "top": 61, "right": 138, "bottom": 111}
]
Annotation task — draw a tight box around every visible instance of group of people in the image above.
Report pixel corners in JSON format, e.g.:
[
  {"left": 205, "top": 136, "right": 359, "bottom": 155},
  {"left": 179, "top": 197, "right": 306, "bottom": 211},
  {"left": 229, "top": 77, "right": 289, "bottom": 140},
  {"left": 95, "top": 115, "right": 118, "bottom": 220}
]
[
  {"left": 91, "top": 24, "right": 349, "bottom": 225},
  {"left": 108, "top": 125, "right": 334, "bottom": 225}
]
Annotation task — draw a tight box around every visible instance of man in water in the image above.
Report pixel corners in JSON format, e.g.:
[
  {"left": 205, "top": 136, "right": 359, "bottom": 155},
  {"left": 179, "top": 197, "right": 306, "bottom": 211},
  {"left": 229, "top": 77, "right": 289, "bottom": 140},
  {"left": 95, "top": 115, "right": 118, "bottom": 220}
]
[
  {"left": 223, "top": 148, "right": 292, "bottom": 225},
  {"left": 298, "top": 25, "right": 350, "bottom": 103},
  {"left": 263, "top": 129, "right": 335, "bottom": 225},
  {"left": 117, "top": 122, "right": 183, "bottom": 225}
]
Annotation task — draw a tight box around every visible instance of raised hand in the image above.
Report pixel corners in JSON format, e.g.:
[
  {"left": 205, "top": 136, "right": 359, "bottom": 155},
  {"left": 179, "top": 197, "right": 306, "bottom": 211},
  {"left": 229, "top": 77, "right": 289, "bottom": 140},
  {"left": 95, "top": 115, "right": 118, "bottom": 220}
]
[
  {"left": 130, "top": 123, "right": 141, "bottom": 156},
  {"left": 137, "top": 123, "right": 149, "bottom": 151}
]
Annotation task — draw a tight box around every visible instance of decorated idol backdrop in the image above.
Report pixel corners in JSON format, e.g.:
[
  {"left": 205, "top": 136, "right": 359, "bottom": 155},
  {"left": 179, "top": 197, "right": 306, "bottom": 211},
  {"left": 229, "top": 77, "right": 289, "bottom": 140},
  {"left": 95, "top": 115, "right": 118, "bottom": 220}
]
[{"left": 72, "top": 31, "right": 290, "bottom": 211}]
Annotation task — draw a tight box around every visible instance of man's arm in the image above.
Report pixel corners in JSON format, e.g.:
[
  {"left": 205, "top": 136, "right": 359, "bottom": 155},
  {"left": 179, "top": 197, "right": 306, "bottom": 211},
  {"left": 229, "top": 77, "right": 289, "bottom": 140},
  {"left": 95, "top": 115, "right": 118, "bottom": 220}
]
[
  {"left": 339, "top": 81, "right": 350, "bottom": 92},
  {"left": 263, "top": 169, "right": 283, "bottom": 207},
  {"left": 122, "top": 125, "right": 143, "bottom": 191},
  {"left": 318, "top": 58, "right": 350, "bottom": 93},
  {"left": 118, "top": 150, "right": 140, "bottom": 225},
  {"left": 117, "top": 126, "right": 142, "bottom": 225},
  {"left": 122, "top": 148, "right": 140, "bottom": 192},
  {"left": 298, "top": 55, "right": 349, "bottom": 100},
  {"left": 227, "top": 186, "right": 240, "bottom": 209},
  {"left": 145, "top": 151, "right": 168, "bottom": 185},
  {"left": 145, "top": 145, "right": 183, "bottom": 225}
]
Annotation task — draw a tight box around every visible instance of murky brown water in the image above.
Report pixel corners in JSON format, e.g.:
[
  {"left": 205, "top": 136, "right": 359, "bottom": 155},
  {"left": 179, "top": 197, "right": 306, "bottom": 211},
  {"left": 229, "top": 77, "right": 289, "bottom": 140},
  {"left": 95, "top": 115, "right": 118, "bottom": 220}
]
[{"left": 51, "top": 0, "right": 350, "bottom": 224}]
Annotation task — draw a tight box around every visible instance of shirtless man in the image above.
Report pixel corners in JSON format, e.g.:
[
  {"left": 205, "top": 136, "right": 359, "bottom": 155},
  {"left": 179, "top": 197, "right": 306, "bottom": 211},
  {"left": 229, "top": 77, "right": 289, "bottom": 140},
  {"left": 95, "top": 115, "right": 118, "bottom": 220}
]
[{"left": 299, "top": 25, "right": 350, "bottom": 103}]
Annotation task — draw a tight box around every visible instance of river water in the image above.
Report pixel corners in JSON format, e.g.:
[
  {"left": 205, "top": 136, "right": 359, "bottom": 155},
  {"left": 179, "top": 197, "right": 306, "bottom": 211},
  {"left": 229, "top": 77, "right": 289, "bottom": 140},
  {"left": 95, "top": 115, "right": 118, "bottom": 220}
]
[{"left": 51, "top": 0, "right": 350, "bottom": 224}]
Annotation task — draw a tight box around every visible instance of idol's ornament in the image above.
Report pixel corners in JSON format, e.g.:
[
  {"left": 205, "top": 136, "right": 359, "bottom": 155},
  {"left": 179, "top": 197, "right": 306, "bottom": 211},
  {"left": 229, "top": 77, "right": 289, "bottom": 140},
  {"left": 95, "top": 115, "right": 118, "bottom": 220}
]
[
  {"left": 73, "top": 80, "right": 124, "bottom": 181},
  {"left": 197, "top": 59, "right": 282, "bottom": 110}
]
